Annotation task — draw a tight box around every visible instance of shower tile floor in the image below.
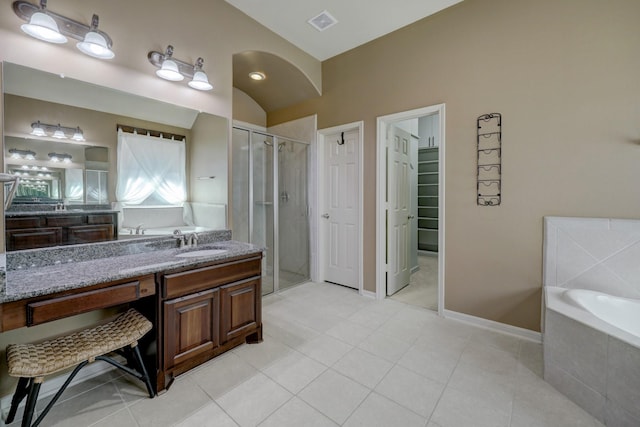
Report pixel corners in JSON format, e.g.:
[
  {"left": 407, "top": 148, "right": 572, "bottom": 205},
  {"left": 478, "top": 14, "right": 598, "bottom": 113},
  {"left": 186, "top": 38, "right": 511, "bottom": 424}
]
[{"left": 3, "top": 282, "right": 602, "bottom": 427}]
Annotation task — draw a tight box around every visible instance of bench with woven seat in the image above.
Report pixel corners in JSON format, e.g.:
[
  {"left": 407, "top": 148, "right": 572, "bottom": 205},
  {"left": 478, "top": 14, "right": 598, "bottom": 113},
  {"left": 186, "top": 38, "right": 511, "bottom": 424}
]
[{"left": 5, "top": 309, "right": 155, "bottom": 427}]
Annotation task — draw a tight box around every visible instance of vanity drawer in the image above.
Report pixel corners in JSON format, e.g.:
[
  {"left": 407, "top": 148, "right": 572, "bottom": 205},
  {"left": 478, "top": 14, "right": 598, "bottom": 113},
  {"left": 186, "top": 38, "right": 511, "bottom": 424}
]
[
  {"left": 46, "top": 216, "right": 84, "bottom": 227},
  {"left": 87, "top": 214, "right": 115, "bottom": 225},
  {"left": 26, "top": 275, "right": 156, "bottom": 326},
  {"left": 162, "top": 256, "right": 261, "bottom": 299},
  {"left": 6, "top": 217, "right": 41, "bottom": 229}
]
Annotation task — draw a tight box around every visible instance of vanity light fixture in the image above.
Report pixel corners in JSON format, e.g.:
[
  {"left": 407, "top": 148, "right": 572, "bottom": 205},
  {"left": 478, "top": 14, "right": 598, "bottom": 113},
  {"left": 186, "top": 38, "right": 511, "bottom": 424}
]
[
  {"left": 30, "top": 121, "right": 46, "bottom": 136},
  {"left": 148, "top": 45, "right": 214, "bottom": 91},
  {"left": 71, "top": 126, "right": 85, "bottom": 141},
  {"left": 9, "top": 149, "right": 37, "bottom": 160},
  {"left": 13, "top": 0, "right": 115, "bottom": 59},
  {"left": 188, "top": 58, "right": 213, "bottom": 91},
  {"left": 30, "top": 121, "right": 85, "bottom": 141},
  {"left": 48, "top": 152, "right": 72, "bottom": 163},
  {"left": 52, "top": 125, "right": 66, "bottom": 139}
]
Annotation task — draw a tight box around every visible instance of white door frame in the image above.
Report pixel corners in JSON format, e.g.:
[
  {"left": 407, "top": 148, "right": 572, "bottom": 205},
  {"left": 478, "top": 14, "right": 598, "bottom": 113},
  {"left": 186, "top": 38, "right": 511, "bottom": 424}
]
[
  {"left": 376, "top": 105, "right": 446, "bottom": 315},
  {"left": 316, "top": 121, "right": 365, "bottom": 295}
]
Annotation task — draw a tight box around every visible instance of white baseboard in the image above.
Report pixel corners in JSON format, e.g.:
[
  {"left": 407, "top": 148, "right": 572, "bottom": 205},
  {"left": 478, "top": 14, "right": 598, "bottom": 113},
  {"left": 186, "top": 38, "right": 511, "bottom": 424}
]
[
  {"left": 1, "top": 361, "right": 118, "bottom": 423},
  {"left": 360, "top": 289, "right": 377, "bottom": 299},
  {"left": 443, "top": 309, "right": 542, "bottom": 343}
]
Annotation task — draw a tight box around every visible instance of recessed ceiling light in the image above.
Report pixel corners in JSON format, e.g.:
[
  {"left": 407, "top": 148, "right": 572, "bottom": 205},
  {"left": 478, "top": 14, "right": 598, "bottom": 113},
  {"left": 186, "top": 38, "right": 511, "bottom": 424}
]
[
  {"left": 308, "top": 10, "right": 338, "bottom": 32},
  {"left": 249, "top": 72, "right": 266, "bottom": 81}
]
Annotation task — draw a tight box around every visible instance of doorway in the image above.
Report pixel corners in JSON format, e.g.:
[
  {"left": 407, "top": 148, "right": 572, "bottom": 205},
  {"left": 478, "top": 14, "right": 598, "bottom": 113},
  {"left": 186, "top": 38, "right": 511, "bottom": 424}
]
[
  {"left": 376, "top": 105, "right": 445, "bottom": 314},
  {"left": 231, "top": 126, "right": 311, "bottom": 295},
  {"left": 316, "top": 122, "right": 364, "bottom": 294}
]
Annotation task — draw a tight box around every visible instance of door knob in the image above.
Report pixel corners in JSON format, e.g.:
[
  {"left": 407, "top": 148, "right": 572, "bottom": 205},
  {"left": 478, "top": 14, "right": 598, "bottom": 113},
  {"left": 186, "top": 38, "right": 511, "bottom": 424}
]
[{"left": 321, "top": 213, "right": 330, "bottom": 219}]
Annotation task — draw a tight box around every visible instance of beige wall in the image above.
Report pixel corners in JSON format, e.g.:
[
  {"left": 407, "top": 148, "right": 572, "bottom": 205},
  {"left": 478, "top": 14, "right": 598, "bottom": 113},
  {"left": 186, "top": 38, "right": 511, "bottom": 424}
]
[
  {"left": 270, "top": 0, "right": 640, "bottom": 331},
  {"left": 189, "top": 113, "right": 229, "bottom": 203},
  {"left": 0, "top": 0, "right": 320, "bottom": 119},
  {"left": 233, "top": 88, "right": 267, "bottom": 127}
]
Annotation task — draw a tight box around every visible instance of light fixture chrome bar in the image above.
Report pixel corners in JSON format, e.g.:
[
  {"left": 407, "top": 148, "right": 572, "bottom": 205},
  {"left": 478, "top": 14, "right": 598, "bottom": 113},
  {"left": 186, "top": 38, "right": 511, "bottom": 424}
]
[
  {"left": 148, "top": 45, "right": 213, "bottom": 90},
  {"left": 148, "top": 48, "right": 199, "bottom": 80},
  {"left": 31, "top": 121, "right": 84, "bottom": 140},
  {"left": 13, "top": 0, "right": 113, "bottom": 47}
]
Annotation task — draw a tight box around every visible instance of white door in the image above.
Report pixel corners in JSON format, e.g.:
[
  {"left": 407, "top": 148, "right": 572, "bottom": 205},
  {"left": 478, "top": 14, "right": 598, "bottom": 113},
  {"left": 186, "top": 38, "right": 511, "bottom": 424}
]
[
  {"left": 387, "top": 125, "right": 411, "bottom": 295},
  {"left": 322, "top": 130, "right": 359, "bottom": 288}
]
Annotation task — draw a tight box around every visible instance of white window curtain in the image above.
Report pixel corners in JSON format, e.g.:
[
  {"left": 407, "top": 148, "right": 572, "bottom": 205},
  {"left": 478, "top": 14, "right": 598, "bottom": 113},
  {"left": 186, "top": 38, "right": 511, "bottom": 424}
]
[{"left": 115, "top": 129, "right": 187, "bottom": 206}]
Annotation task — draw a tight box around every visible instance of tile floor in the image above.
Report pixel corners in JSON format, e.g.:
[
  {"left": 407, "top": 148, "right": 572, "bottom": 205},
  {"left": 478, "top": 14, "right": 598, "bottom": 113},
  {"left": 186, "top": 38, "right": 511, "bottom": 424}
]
[
  {"left": 390, "top": 254, "right": 438, "bottom": 310},
  {"left": 3, "top": 282, "right": 603, "bottom": 427}
]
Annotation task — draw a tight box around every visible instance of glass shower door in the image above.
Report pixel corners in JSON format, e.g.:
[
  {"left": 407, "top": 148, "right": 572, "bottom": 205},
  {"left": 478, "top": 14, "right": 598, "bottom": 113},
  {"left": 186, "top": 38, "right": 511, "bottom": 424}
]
[
  {"left": 231, "top": 128, "right": 250, "bottom": 243},
  {"left": 277, "top": 139, "right": 310, "bottom": 290},
  {"left": 253, "top": 135, "right": 274, "bottom": 294}
]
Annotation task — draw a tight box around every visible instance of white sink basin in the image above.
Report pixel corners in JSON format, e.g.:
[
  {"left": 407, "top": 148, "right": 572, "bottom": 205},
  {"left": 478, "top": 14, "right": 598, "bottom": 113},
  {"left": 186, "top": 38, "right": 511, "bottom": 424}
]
[{"left": 175, "top": 249, "right": 228, "bottom": 258}]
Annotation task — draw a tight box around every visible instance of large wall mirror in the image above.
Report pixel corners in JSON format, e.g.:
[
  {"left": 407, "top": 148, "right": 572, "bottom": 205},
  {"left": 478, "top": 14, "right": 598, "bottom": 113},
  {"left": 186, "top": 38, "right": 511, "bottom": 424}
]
[{"left": 2, "top": 62, "right": 229, "bottom": 251}]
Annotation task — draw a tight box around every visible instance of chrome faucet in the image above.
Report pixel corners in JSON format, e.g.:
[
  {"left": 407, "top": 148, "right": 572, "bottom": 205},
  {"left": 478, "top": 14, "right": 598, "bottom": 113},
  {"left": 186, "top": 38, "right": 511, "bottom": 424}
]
[
  {"left": 135, "top": 224, "right": 145, "bottom": 235},
  {"left": 173, "top": 229, "right": 185, "bottom": 248},
  {"left": 187, "top": 233, "right": 199, "bottom": 247}
]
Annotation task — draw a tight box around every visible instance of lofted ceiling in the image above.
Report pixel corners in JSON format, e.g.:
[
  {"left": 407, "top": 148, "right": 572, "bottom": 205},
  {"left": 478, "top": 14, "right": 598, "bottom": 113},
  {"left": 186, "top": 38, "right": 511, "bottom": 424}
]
[
  {"left": 233, "top": 51, "right": 320, "bottom": 113},
  {"left": 225, "top": 0, "right": 464, "bottom": 61},
  {"left": 229, "top": 0, "right": 463, "bottom": 113}
]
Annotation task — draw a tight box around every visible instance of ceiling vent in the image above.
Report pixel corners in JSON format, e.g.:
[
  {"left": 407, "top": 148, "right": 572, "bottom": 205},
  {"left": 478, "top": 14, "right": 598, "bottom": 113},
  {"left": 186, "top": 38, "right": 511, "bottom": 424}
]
[{"left": 307, "top": 10, "right": 338, "bottom": 32}]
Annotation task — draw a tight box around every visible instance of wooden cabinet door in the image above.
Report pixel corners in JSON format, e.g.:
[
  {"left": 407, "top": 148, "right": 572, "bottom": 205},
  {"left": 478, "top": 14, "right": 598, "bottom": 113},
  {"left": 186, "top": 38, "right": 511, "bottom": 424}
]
[
  {"left": 6, "top": 227, "right": 62, "bottom": 251},
  {"left": 220, "top": 278, "right": 260, "bottom": 343},
  {"left": 67, "top": 224, "right": 115, "bottom": 244},
  {"left": 163, "top": 289, "right": 219, "bottom": 370}
]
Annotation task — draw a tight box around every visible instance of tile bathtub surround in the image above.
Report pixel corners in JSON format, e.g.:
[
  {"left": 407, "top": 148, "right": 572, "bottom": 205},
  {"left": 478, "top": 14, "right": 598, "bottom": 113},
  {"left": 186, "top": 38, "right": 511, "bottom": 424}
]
[
  {"left": 3, "top": 282, "right": 603, "bottom": 427},
  {"left": 543, "top": 216, "right": 640, "bottom": 299},
  {"left": 544, "top": 308, "right": 640, "bottom": 426}
]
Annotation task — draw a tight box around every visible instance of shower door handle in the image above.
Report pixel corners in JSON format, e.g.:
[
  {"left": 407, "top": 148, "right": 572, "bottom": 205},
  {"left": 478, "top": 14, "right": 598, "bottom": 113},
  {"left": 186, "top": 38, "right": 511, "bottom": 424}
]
[{"left": 321, "top": 213, "right": 330, "bottom": 219}]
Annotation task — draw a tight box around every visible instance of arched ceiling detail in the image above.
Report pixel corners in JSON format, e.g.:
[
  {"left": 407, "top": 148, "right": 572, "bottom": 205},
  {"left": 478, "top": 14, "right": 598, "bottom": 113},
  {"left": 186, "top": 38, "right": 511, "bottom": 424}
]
[{"left": 233, "top": 50, "right": 320, "bottom": 113}]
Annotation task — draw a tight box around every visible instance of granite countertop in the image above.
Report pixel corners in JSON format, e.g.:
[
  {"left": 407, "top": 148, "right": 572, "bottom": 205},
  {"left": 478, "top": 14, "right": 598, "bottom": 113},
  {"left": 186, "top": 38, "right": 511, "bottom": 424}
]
[
  {"left": 2, "top": 238, "right": 263, "bottom": 303},
  {"left": 6, "top": 209, "right": 119, "bottom": 217}
]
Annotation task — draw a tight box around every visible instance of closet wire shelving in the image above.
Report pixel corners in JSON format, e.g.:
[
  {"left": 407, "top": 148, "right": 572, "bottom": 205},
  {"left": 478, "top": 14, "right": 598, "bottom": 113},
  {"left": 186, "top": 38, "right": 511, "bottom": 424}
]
[
  {"left": 417, "top": 147, "right": 438, "bottom": 252},
  {"left": 476, "top": 113, "right": 502, "bottom": 206}
]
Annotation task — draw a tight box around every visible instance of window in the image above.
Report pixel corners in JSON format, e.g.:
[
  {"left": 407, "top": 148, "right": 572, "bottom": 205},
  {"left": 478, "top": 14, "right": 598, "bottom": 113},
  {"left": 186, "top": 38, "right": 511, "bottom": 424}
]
[{"left": 115, "top": 129, "right": 186, "bottom": 206}]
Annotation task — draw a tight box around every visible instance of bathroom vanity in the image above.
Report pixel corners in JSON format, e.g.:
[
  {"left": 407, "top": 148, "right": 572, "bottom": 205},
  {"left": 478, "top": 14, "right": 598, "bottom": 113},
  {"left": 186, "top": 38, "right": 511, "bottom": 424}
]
[
  {"left": 5, "top": 210, "right": 118, "bottom": 250},
  {"left": 0, "top": 231, "right": 263, "bottom": 393}
]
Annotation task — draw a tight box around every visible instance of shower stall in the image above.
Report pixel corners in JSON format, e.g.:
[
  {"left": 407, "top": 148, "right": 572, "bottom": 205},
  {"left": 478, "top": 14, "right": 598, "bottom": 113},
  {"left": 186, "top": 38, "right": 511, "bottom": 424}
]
[{"left": 231, "top": 127, "right": 310, "bottom": 295}]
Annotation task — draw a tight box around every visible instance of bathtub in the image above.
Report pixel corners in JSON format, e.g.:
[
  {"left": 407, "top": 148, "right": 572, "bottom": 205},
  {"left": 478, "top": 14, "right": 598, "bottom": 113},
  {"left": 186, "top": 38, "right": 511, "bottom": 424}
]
[{"left": 544, "top": 286, "right": 640, "bottom": 425}]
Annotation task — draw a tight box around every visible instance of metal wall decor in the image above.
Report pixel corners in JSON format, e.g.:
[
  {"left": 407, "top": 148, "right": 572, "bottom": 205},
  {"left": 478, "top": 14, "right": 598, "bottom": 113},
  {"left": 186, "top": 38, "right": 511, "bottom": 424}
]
[{"left": 476, "top": 113, "right": 502, "bottom": 206}]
